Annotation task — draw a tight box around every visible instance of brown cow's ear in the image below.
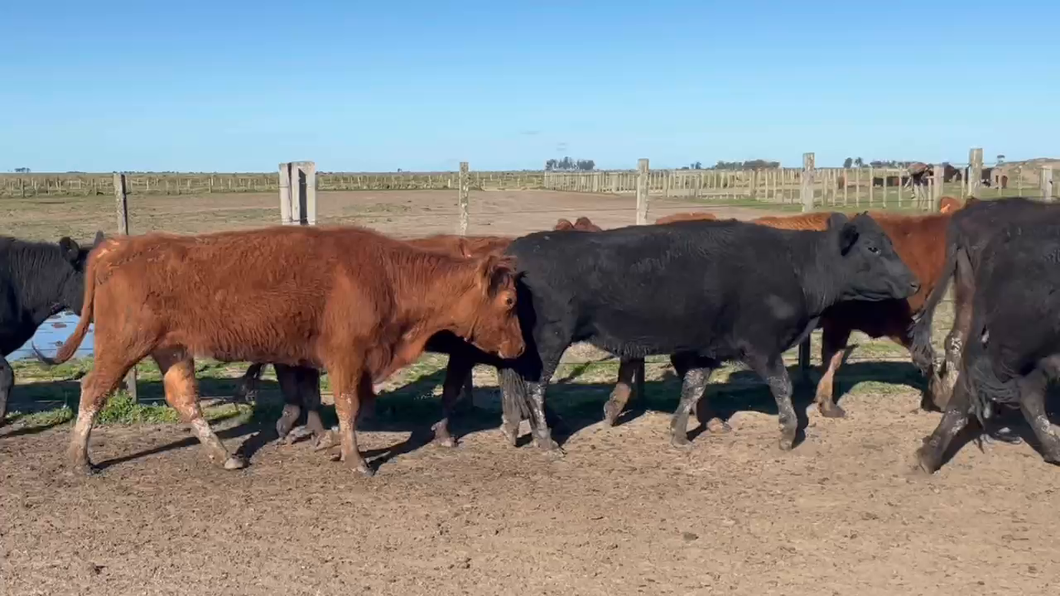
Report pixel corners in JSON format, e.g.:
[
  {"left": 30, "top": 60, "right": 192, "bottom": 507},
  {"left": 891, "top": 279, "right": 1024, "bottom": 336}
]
[
  {"left": 555, "top": 218, "right": 574, "bottom": 231},
  {"left": 476, "top": 254, "right": 518, "bottom": 297}
]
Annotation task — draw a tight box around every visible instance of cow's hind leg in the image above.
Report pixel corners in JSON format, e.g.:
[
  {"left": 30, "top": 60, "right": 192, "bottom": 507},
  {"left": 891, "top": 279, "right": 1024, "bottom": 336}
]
[
  {"left": 750, "top": 353, "right": 798, "bottom": 451},
  {"left": 916, "top": 377, "right": 974, "bottom": 473},
  {"left": 0, "top": 355, "right": 13, "bottom": 427},
  {"left": 296, "top": 367, "right": 334, "bottom": 451},
  {"left": 1015, "top": 369, "right": 1060, "bottom": 465},
  {"left": 815, "top": 324, "right": 853, "bottom": 418},
  {"left": 234, "top": 362, "right": 266, "bottom": 404},
  {"left": 154, "top": 350, "right": 245, "bottom": 470},
  {"left": 668, "top": 353, "right": 717, "bottom": 448},
  {"left": 603, "top": 357, "right": 641, "bottom": 427},
  {"left": 935, "top": 250, "right": 975, "bottom": 410},
  {"left": 67, "top": 352, "right": 144, "bottom": 475}
]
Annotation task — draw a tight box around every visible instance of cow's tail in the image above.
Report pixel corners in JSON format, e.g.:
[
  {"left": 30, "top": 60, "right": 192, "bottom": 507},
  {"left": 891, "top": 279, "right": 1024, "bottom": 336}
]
[
  {"left": 498, "top": 367, "right": 534, "bottom": 422},
  {"left": 32, "top": 252, "right": 99, "bottom": 366},
  {"left": 960, "top": 315, "right": 1020, "bottom": 429},
  {"left": 909, "top": 239, "right": 959, "bottom": 375}
]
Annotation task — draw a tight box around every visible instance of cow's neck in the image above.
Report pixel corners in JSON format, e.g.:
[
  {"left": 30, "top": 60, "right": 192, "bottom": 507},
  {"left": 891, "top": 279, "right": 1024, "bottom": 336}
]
[
  {"left": 388, "top": 257, "right": 482, "bottom": 362},
  {"left": 9, "top": 245, "right": 77, "bottom": 325},
  {"left": 791, "top": 232, "right": 842, "bottom": 317}
]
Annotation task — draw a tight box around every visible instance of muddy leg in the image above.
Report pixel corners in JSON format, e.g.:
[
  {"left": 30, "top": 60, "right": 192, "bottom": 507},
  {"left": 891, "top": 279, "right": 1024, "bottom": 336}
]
[
  {"left": 603, "top": 358, "right": 641, "bottom": 427},
  {"left": 434, "top": 353, "right": 476, "bottom": 447},
  {"left": 665, "top": 352, "right": 716, "bottom": 445},
  {"left": 234, "top": 362, "right": 266, "bottom": 404},
  {"left": 67, "top": 352, "right": 142, "bottom": 475},
  {"left": 154, "top": 351, "right": 245, "bottom": 470},
  {"left": 750, "top": 354, "right": 798, "bottom": 451},
  {"left": 452, "top": 369, "right": 475, "bottom": 414},
  {"left": 676, "top": 354, "right": 729, "bottom": 434},
  {"left": 916, "top": 378, "right": 974, "bottom": 473},
  {"left": 499, "top": 374, "right": 523, "bottom": 447},
  {"left": 294, "top": 367, "right": 334, "bottom": 450},
  {"left": 0, "top": 355, "right": 13, "bottom": 427},
  {"left": 1015, "top": 371, "right": 1060, "bottom": 465},
  {"left": 935, "top": 250, "right": 975, "bottom": 410},
  {"left": 329, "top": 363, "right": 373, "bottom": 477},
  {"left": 815, "top": 325, "right": 852, "bottom": 418},
  {"left": 272, "top": 364, "right": 303, "bottom": 443}
]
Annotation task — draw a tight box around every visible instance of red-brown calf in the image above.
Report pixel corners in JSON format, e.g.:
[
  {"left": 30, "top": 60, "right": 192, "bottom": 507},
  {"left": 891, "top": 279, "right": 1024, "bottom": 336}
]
[{"left": 40, "top": 225, "right": 524, "bottom": 477}]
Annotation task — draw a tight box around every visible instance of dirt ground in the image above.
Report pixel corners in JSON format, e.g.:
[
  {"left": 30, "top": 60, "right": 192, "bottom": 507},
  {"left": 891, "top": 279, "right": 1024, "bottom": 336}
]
[{"left": 3, "top": 190, "right": 1059, "bottom": 595}]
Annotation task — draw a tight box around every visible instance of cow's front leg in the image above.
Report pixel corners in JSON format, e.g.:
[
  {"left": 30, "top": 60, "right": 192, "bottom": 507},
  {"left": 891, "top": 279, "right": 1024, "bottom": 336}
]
[
  {"left": 751, "top": 354, "right": 798, "bottom": 451},
  {"left": 916, "top": 378, "right": 974, "bottom": 473}
]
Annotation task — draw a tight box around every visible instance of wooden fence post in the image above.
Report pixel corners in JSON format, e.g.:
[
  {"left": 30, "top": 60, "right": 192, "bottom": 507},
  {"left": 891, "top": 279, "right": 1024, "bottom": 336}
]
[
  {"left": 636, "top": 159, "right": 649, "bottom": 224},
  {"left": 932, "top": 163, "right": 946, "bottom": 209},
  {"left": 1042, "top": 166, "right": 1054, "bottom": 202},
  {"left": 800, "top": 153, "right": 815, "bottom": 212},
  {"left": 113, "top": 172, "right": 137, "bottom": 401},
  {"left": 458, "top": 162, "right": 470, "bottom": 235},
  {"left": 279, "top": 161, "right": 317, "bottom": 225},
  {"left": 968, "top": 147, "right": 983, "bottom": 198},
  {"left": 278, "top": 163, "right": 291, "bottom": 224}
]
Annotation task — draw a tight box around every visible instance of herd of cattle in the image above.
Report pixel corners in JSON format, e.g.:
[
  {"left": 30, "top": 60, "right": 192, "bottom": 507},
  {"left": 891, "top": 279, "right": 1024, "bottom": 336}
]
[{"left": 2, "top": 194, "right": 1059, "bottom": 478}]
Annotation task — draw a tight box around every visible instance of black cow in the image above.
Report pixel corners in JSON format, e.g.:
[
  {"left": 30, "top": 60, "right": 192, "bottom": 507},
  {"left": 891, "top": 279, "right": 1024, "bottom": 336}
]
[
  {"left": 910, "top": 197, "right": 1060, "bottom": 410},
  {"left": 496, "top": 214, "right": 920, "bottom": 452},
  {"left": 917, "top": 222, "right": 1060, "bottom": 473},
  {"left": 0, "top": 232, "right": 103, "bottom": 426}
]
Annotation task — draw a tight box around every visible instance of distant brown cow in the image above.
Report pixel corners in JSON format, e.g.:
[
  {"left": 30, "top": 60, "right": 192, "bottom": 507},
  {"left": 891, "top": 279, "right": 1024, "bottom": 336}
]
[
  {"left": 554, "top": 216, "right": 603, "bottom": 231},
  {"left": 938, "top": 195, "right": 962, "bottom": 214},
  {"left": 603, "top": 203, "right": 962, "bottom": 428},
  {"left": 38, "top": 225, "right": 524, "bottom": 477},
  {"left": 654, "top": 212, "right": 718, "bottom": 224}
]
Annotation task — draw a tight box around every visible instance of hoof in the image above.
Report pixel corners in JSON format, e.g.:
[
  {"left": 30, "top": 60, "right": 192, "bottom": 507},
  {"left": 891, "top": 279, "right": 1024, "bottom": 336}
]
[
  {"left": 670, "top": 433, "right": 692, "bottom": 450},
  {"left": 986, "top": 427, "right": 1023, "bottom": 445},
  {"left": 818, "top": 404, "right": 847, "bottom": 419},
  {"left": 283, "top": 425, "right": 315, "bottom": 444},
  {"left": 68, "top": 461, "right": 101, "bottom": 477},
  {"left": 601, "top": 401, "right": 621, "bottom": 427},
  {"left": 223, "top": 456, "right": 247, "bottom": 470},
  {"left": 778, "top": 431, "right": 796, "bottom": 451},
  {"left": 313, "top": 431, "right": 338, "bottom": 452},
  {"left": 435, "top": 434, "right": 458, "bottom": 448},
  {"left": 356, "top": 463, "right": 375, "bottom": 477},
  {"left": 915, "top": 446, "right": 940, "bottom": 474},
  {"left": 533, "top": 434, "right": 560, "bottom": 452},
  {"left": 500, "top": 423, "right": 519, "bottom": 447},
  {"left": 705, "top": 417, "right": 731, "bottom": 434}
]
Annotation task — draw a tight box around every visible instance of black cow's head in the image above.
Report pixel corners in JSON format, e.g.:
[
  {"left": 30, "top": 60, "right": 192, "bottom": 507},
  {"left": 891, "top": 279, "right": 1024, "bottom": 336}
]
[
  {"left": 826, "top": 212, "right": 919, "bottom": 302},
  {"left": 57, "top": 231, "right": 105, "bottom": 314}
]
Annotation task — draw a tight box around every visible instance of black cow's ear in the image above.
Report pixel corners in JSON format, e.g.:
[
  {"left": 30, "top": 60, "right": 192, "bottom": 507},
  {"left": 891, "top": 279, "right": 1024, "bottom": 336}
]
[
  {"left": 58, "top": 237, "right": 80, "bottom": 263},
  {"left": 826, "top": 212, "right": 849, "bottom": 230},
  {"left": 838, "top": 222, "right": 859, "bottom": 255}
]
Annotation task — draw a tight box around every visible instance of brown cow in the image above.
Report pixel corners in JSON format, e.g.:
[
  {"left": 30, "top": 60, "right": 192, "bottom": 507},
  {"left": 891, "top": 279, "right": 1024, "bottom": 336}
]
[
  {"left": 654, "top": 212, "right": 718, "bottom": 224},
  {"left": 554, "top": 216, "right": 604, "bottom": 232},
  {"left": 938, "top": 195, "right": 962, "bottom": 214},
  {"left": 237, "top": 217, "right": 605, "bottom": 450},
  {"left": 38, "top": 225, "right": 524, "bottom": 477},
  {"left": 603, "top": 204, "right": 960, "bottom": 428}
]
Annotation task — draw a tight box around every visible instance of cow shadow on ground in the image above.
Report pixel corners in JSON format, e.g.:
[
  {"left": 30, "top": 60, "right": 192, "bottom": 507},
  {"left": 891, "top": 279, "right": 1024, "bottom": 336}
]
[{"left": 545, "top": 360, "right": 929, "bottom": 450}]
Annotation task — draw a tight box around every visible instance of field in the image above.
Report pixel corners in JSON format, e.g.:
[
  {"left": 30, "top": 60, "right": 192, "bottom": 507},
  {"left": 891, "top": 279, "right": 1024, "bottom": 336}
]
[{"left": 2, "top": 189, "right": 1059, "bottom": 595}]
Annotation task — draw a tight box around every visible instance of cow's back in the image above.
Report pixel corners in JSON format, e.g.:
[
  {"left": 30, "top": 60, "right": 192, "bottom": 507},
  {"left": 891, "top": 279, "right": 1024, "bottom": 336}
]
[
  {"left": 506, "top": 221, "right": 812, "bottom": 357},
  {"left": 93, "top": 226, "right": 401, "bottom": 364}
]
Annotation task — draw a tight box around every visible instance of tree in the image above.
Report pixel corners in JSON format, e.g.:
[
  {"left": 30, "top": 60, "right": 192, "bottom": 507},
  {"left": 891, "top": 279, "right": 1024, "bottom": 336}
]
[
  {"left": 843, "top": 157, "right": 853, "bottom": 168},
  {"left": 854, "top": 157, "right": 864, "bottom": 167},
  {"left": 13, "top": 167, "right": 30, "bottom": 173},
  {"left": 545, "top": 156, "right": 595, "bottom": 171},
  {"left": 997, "top": 154, "right": 1006, "bottom": 165}
]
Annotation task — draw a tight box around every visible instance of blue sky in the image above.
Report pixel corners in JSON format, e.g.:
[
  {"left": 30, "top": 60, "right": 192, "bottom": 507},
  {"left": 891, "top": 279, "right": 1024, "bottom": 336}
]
[{"left": 1, "top": 0, "right": 1056, "bottom": 172}]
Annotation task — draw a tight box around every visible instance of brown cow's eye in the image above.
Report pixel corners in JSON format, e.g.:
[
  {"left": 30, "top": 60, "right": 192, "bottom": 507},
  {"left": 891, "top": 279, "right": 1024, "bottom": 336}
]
[{"left": 504, "top": 296, "right": 514, "bottom": 307}]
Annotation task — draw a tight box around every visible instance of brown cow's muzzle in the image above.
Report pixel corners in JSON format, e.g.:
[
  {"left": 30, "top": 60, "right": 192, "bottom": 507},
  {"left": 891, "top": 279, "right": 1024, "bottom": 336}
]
[{"left": 497, "top": 338, "right": 525, "bottom": 360}]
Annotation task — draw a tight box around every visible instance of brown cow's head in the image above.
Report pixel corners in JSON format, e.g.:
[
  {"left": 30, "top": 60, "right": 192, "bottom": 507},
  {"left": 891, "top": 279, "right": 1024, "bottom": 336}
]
[
  {"left": 455, "top": 254, "right": 524, "bottom": 359},
  {"left": 573, "top": 216, "right": 602, "bottom": 231}
]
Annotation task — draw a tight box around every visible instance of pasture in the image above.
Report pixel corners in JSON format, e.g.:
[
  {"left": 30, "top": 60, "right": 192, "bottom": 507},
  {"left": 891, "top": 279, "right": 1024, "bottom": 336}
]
[{"left": 2, "top": 188, "right": 1058, "bottom": 595}]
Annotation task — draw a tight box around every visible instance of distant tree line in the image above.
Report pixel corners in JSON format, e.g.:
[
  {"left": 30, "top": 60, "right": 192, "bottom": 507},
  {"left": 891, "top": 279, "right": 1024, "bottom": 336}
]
[{"left": 545, "top": 157, "right": 596, "bottom": 171}]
